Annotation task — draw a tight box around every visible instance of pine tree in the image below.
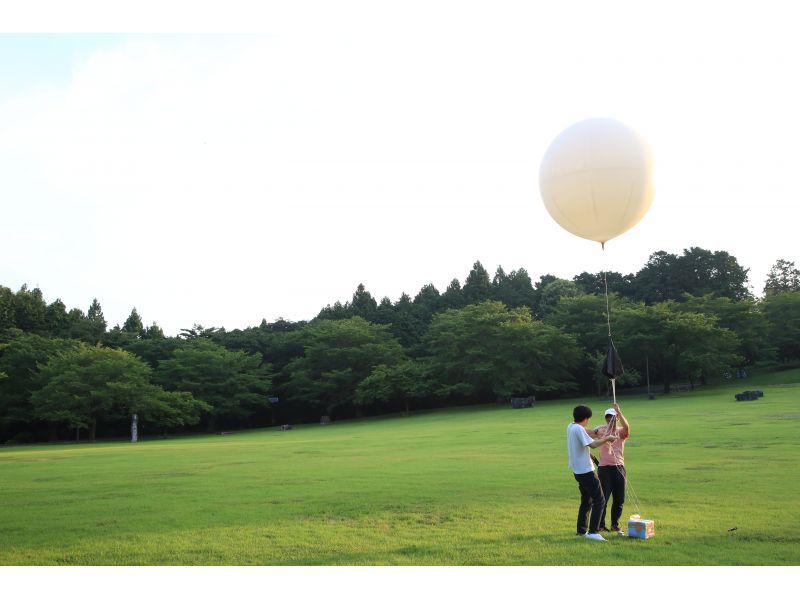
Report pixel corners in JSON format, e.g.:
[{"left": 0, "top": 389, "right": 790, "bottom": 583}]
[
  {"left": 441, "top": 278, "right": 465, "bottom": 310},
  {"left": 123, "top": 307, "right": 145, "bottom": 337},
  {"left": 85, "top": 298, "right": 107, "bottom": 344},
  {"left": 462, "top": 261, "right": 492, "bottom": 304},
  {"left": 351, "top": 284, "right": 378, "bottom": 321}
]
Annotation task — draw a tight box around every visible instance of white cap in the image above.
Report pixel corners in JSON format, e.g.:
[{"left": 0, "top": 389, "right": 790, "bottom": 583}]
[{"left": 604, "top": 408, "right": 617, "bottom": 417}]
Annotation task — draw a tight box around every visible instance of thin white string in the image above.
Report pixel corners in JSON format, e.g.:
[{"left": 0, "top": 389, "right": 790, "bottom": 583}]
[{"left": 600, "top": 247, "right": 645, "bottom": 522}]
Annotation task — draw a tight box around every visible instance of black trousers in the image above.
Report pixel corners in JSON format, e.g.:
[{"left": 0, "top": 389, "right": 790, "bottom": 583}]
[
  {"left": 573, "top": 471, "right": 605, "bottom": 535},
  {"left": 597, "top": 465, "right": 626, "bottom": 528}
]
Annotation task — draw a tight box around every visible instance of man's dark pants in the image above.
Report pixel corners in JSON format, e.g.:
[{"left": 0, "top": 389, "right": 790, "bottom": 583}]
[
  {"left": 573, "top": 471, "right": 605, "bottom": 535},
  {"left": 598, "top": 465, "right": 626, "bottom": 529}
]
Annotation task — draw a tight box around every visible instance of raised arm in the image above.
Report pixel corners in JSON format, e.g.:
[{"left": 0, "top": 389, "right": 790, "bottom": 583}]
[{"left": 613, "top": 403, "right": 630, "bottom": 435}]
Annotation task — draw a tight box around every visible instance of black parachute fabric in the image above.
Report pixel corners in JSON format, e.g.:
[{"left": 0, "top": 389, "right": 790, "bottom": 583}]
[{"left": 602, "top": 336, "right": 624, "bottom": 380}]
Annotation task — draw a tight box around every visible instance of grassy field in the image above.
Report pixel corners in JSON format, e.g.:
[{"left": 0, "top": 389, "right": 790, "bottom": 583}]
[{"left": 1, "top": 369, "right": 799, "bottom": 565}]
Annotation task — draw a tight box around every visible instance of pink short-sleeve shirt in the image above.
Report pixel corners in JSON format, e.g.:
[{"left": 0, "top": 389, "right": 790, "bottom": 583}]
[{"left": 595, "top": 426, "right": 630, "bottom": 466}]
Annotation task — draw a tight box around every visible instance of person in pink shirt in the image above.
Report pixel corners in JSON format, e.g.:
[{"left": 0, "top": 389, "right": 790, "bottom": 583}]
[{"left": 592, "top": 403, "right": 630, "bottom": 534}]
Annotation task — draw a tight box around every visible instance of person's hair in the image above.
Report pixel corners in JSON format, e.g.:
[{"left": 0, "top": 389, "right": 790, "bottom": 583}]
[{"left": 573, "top": 405, "right": 592, "bottom": 422}]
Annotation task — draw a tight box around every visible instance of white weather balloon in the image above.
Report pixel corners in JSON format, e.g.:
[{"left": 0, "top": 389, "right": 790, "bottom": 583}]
[{"left": 539, "top": 118, "right": 654, "bottom": 246}]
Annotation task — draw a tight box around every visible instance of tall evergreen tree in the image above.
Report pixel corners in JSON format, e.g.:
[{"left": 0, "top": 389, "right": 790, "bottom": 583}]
[
  {"left": 13, "top": 285, "right": 47, "bottom": 334},
  {"left": 373, "top": 297, "right": 395, "bottom": 327},
  {"left": 462, "top": 261, "right": 492, "bottom": 304},
  {"left": 0, "top": 286, "right": 15, "bottom": 331},
  {"left": 350, "top": 284, "right": 378, "bottom": 321},
  {"left": 317, "top": 300, "right": 352, "bottom": 320},
  {"left": 44, "top": 299, "right": 70, "bottom": 337},
  {"left": 413, "top": 283, "right": 441, "bottom": 315},
  {"left": 389, "top": 293, "right": 427, "bottom": 348},
  {"left": 493, "top": 267, "right": 537, "bottom": 309},
  {"left": 123, "top": 307, "right": 145, "bottom": 337},
  {"left": 82, "top": 298, "right": 107, "bottom": 344},
  {"left": 141, "top": 322, "right": 165, "bottom": 340},
  {"left": 441, "top": 278, "right": 465, "bottom": 310}
]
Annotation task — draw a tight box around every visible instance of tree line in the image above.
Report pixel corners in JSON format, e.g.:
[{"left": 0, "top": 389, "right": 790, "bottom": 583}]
[{"left": 1, "top": 248, "right": 799, "bottom": 444}]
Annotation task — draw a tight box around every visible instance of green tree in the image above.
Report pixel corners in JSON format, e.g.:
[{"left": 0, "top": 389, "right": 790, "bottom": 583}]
[
  {"left": 424, "top": 301, "right": 581, "bottom": 402},
  {"left": 350, "top": 284, "right": 378, "bottom": 321},
  {"left": 284, "top": 317, "right": 405, "bottom": 417},
  {"left": 677, "top": 247, "right": 752, "bottom": 301},
  {"left": 536, "top": 278, "right": 583, "bottom": 318},
  {"left": 440, "top": 278, "right": 465, "bottom": 310},
  {"left": 677, "top": 294, "right": 773, "bottom": 365},
  {"left": 178, "top": 324, "right": 223, "bottom": 340},
  {"left": 125, "top": 336, "right": 186, "bottom": 369},
  {"left": 590, "top": 350, "right": 641, "bottom": 396},
  {"left": 761, "top": 291, "right": 800, "bottom": 362},
  {"left": 373, "top": 297, "right": 395, "bottom": 327},
  {"left": 0, "top": 286, "right": 15, "bottom": 331},
  {"left": 13, "top": 285, "right": 47, "bottom": 334},
  {"left": 317, "top": 300, "right": 352, "bottom": 320},
  {"left": 546, "top": 293, "right": 624, "bottom": 394},
  {"left": 413, "top": 283, "right": 442, "bottom": 323},
  {"left": 492, "top": 267, "right": 537, "bottom": 309},
  {"left": 31, "top": 345, "right": 196, "bottom": 441},
  {"left": 141, "top": 322, "right": 165, "bottom": 340},
  {"left": 0, "top": 343, "right": 6, "bottom": 382},
  {"left": 764, "top": 259, "right": 800, "bottom": 295},
  {"left": 573, "top": 271, "right": 635, "bottom": 298},
  {"left": 355, "top": 360, "right": 430, "bottom": 415},
  {"left": 615, "top": 302, "right": 739, "bottom": 392},
  {"left": 633, "top": 248, "right": 751, "bottom": 303},
  {"left": 388, "top": 293, "right": 427, "bottom": 348},
  {"left": 69, "top": 298, "right": 107, "bottom": 344},
  {"left": 123, "top": 307, "right": 145, "bottom": 337},
  {"left": 44, "top": 299, "right": 71, "bottom": 337},
  {"left": 0, "top": 331, "right": 80, "bottom": 441},
  {"left": 462, "top": 261, "right": 492, "bottom": 304},
  {"left": 157, "top": 339, "right": 272, "bottom": 431},
  {"left": 546, "top": 294, "right": 612, "bottom": 353},
  {"left": 631, "top": 251, "right": 679, "bottom": 303}
]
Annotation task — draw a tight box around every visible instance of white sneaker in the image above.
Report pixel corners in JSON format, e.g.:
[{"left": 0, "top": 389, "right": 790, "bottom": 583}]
[{"left": 585, "top": 533, "right": 607, "bottom": 542}]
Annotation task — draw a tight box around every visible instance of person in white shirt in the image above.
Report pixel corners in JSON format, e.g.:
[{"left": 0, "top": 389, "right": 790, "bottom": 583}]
[{"left": 567, "top": 404, "right": 617, "bottom": 541}]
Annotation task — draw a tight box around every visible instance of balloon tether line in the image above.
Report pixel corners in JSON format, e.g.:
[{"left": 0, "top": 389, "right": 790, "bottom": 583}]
[
  {"left": 600, "top": 243, "right": 645, "bottom": 519},
  {"left": 602, "top": 260, "right": 616, "bottom": 405}
]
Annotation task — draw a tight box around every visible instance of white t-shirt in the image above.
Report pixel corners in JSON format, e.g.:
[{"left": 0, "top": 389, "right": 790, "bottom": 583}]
[{"left": 567, "top": 422, "right": 594, "bottom": 474}]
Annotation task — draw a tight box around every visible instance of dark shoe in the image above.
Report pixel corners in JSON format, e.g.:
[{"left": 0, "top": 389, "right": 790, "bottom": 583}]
[
  {"left": 611, "top": 526, "right": 625, "bottom": 535},
  {"left": 598, "top": 526, "right": 610, "bottom": 532}
]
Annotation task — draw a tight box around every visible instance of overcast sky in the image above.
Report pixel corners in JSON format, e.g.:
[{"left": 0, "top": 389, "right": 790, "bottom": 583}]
[{"left": 2, "top": 2, "right": 799, "bottom": 335}]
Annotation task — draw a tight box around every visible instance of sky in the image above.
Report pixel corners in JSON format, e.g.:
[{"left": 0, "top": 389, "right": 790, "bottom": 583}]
[{"left": 2, "top": 1, "right": 799, "bottom": 336}]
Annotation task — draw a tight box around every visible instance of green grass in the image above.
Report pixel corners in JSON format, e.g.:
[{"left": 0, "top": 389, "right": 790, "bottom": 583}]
[{"left": 1, "top": 370, "right": 799, "bottom": 565}]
